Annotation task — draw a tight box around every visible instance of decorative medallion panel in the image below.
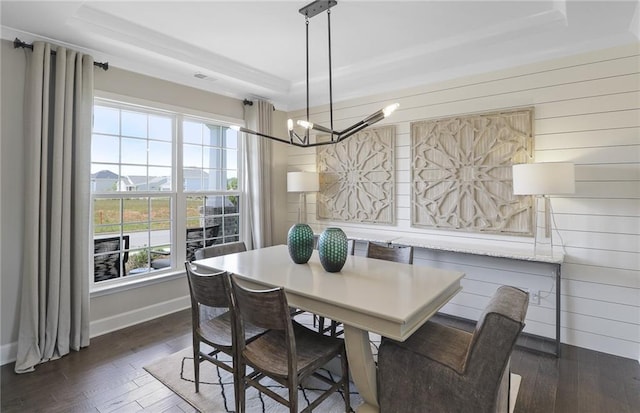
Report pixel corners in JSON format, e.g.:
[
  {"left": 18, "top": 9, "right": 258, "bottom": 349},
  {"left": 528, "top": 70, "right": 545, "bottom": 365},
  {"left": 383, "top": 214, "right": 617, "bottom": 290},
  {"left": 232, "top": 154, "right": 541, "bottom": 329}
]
[
  {"left": 411, "top": 108, "right": 534, "bottom": 235},
  {"left": 317, "top": 126, "right": 395, "bottom": 224}
]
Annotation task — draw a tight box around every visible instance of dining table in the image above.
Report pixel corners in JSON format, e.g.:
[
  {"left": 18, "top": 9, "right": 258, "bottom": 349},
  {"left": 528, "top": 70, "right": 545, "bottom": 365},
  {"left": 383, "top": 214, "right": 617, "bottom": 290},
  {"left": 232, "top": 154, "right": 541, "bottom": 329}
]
[{"left": 194, "top": 244, "right": 465, "bottom": 413}]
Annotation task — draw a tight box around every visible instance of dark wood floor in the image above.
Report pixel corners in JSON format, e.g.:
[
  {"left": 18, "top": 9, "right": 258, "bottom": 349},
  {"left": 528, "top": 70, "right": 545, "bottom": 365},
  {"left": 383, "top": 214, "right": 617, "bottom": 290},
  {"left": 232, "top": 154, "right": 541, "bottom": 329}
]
[{"left": 2, "top": 309, "right": 639, "bottom": 413}]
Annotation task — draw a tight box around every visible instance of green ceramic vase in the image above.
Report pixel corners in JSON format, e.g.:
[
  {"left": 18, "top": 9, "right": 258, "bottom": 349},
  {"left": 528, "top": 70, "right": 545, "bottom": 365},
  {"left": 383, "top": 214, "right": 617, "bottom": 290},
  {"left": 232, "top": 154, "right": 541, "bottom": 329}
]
[
  {"left": 287, "top": 223, "right": 314, "bottom": 264},
  {"left": 318, "top": 227, "right": 348, "bottom": 272}
]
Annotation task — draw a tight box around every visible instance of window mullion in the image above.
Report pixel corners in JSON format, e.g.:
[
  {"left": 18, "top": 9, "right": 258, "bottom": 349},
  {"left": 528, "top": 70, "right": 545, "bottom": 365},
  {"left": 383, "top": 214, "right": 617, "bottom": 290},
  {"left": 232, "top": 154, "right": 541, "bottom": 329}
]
[{"left": 175, "top": 114, "right": 186, "bottom": 265}]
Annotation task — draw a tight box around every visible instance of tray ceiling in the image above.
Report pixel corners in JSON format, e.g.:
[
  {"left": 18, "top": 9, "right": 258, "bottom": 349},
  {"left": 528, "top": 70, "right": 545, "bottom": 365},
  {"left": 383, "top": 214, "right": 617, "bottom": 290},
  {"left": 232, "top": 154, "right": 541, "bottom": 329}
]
[{"left": 1, "top": 1, "right": 638, "bottom": 110}]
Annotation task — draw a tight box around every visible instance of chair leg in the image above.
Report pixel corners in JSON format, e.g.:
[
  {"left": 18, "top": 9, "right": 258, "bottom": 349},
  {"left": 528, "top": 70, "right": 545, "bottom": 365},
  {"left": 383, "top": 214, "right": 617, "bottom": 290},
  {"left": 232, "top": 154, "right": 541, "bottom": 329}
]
[
  {"left": 341, "top": 349, "right": 351, "bottom": 412},
  {"left": 330, "top": 321, "right": 338, "bottom": 337},
  {"left": 193, "top": 341, "right": 200, "bottom": 393},
  {"left": 233, "top": 359, "right": 241, "bottom": 413},
  {"left": 289, "top": 378, "right": 298, "bottom": 413},
  {"left": 237, "top": 361, "right": 246, "bottom": 413},
  {"left": 318, "top": 316, "right": 326, "bottom": 334},
  {"left": 507, "top": 367, "right": 511, "bottom": 413}
]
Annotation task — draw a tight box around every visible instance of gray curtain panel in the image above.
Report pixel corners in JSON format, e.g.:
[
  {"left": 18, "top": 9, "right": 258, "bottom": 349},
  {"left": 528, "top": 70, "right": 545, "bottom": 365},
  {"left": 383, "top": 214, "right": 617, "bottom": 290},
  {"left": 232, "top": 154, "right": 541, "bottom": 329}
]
[
  {"left": 242, "top": 100, "right": 274, "bottom": 249},
  {"left": 14, "top": 42, "right": 93, "bottom": 373}
]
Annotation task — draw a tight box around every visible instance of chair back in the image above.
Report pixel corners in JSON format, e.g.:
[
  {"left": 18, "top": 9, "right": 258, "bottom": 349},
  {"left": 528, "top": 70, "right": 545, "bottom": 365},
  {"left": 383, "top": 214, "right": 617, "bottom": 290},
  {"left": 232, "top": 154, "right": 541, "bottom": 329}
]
[
  {"left": 186, "top": 225, "right": 220, "bottom": 262},
  {"left": 195, "top": 241, "right": 247, "bottom": 260},
  {"left": 366, "top": 242, "right": 413, "bottom": 264},
  {"left": 184, "top": 263, "right": 230, "bottom": 309},
  {"left": 229, "top": 276, "right": 293, "bottom": 332},
  {"left": 94, "top": 235, "right": 130, "bottom": 281},
  {"left": 465, "top": 286, "right": 529, "bottom": 402},
  {"left": 228, "top": 276, "right": 297, "bottom": 381},
  {"left": 347, "top": 239, "right": 356, "bottom": 255}
]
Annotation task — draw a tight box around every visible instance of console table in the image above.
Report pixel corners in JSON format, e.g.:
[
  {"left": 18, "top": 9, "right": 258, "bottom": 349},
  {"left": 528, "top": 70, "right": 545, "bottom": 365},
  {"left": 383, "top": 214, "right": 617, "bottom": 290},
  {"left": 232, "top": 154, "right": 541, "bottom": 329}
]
[{"left": 312, "top": 228, "right": 564, "bottom": 356}]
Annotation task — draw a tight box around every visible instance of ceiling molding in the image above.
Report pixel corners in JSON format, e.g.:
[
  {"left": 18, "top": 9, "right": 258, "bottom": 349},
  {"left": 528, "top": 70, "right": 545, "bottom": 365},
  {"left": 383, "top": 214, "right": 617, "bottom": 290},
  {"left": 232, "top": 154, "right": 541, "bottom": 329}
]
[
  {"left": 69, "top": 4, "right": 291, "bottom": 95},
  {"left": 2, "top": 0, "right": 636, "bottom": 112}
]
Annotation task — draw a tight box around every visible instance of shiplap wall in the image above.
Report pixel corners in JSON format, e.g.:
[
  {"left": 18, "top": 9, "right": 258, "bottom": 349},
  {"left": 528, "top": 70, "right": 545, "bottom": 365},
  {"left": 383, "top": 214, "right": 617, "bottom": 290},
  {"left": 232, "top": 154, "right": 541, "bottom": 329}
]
[{"left": 283, "top": 43, "right": 640, "bottom": 360}]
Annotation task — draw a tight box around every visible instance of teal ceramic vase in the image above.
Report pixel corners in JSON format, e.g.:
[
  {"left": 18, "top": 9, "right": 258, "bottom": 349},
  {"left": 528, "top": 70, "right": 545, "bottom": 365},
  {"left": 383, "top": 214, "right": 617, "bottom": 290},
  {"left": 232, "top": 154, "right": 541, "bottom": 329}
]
[
  {"left": 287, "top": 223, "right": 314, "bottom": 264},
  {"left": 318, "top": 227, "right": 348, "bottom": 272}
]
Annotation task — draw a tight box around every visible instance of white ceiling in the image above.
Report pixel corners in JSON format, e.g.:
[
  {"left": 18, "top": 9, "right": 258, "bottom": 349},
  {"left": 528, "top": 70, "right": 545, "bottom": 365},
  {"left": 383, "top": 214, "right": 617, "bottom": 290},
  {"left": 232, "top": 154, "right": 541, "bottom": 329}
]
[{"left": 2, "top": 1, "right": 638, "bottom": 111}]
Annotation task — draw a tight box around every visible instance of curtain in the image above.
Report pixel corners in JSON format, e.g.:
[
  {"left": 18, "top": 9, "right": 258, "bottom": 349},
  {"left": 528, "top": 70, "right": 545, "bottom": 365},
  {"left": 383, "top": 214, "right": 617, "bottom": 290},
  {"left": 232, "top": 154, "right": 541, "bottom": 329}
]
[
  {"left": 242, "top": 100, "right": 274, "bottom": 250},
  {"left": 14, "top": 42, "right": 93, "bottom": 373}
]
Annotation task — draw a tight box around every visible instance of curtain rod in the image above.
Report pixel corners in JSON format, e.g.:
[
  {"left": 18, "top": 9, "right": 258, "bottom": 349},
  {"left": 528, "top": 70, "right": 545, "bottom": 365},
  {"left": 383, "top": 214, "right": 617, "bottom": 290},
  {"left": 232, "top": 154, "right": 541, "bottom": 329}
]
[
  {"left": 242, "top": 98, "right": 276, "bottom": 111},
  {"left": 13, "top": 38, "right": 109, "bottom": 71}
]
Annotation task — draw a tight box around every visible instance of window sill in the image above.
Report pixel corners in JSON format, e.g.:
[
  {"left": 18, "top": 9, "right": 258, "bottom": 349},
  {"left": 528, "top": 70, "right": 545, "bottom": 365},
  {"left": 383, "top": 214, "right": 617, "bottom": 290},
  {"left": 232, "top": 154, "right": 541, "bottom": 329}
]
[{"left": 90, "top": 268, "right": 186, "bottom": 298}]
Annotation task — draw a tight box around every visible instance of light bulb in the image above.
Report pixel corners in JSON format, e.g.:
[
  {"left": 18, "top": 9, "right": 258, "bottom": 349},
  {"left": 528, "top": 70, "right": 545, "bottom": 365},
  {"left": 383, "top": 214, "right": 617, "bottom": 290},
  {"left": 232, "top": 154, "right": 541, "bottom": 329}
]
[
  {"left": 383, "top": 103, "right": 399, "bottom": 117},
  {"left": 287, "top": 119, "right": 294, "bottom": 131},
  {"left": 297, "top": 120, "right": 314, "bottom": 129}
]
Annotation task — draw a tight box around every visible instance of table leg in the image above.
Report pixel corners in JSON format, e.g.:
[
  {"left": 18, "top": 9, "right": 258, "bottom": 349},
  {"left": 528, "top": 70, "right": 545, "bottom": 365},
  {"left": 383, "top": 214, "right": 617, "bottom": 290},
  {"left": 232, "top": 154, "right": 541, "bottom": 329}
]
[{"left": 343, "top": 324, "right": 379, "bottom": 413}]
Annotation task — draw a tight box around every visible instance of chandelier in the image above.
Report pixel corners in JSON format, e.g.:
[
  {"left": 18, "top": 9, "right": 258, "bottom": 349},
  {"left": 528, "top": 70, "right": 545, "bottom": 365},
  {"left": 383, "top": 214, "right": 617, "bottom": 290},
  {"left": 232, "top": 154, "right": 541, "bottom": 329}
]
[{"left": 232, "top": 0, "right": 399, "bottom": 147}]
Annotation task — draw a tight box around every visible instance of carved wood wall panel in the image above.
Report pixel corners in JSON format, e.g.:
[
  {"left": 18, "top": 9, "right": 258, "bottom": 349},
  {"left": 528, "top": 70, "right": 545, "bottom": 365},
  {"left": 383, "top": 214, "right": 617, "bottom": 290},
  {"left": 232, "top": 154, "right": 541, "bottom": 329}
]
[
  {"left": 411, "top": 108, "right": 534, "bottom": 235},
  {"left": 317, "top": 126, "right": 395, "bottom": 224}
]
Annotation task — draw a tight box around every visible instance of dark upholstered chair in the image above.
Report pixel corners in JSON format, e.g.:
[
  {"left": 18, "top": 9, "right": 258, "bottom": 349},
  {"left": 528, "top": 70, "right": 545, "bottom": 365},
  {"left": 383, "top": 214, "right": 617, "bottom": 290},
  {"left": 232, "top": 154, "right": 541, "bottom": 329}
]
[
  {"left": 194, "top": 240, "right": 246, "bottom": 260},
  {"left": 229, "top": 276, "right": 350, "bottom": 413},
  {"left": 94, "top": 235, "right": 130, "bottom": 282},
  {"left": 365, "top": 242, "right": 413, "bottom": 264},
  {"left": 378, "top": 286, "right": 529, "bottom": 413},
  {"left": 184, "top": 263, "right": 264, "bottom": 413}
]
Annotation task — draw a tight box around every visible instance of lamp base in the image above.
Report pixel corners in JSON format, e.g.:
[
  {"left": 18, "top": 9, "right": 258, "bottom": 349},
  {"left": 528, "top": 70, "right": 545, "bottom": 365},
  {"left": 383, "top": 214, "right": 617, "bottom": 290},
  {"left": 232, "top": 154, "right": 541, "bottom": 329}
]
[
  {"left": 298, "top": 192, "right": 307, "bottom": 224},
  {"left": 533, "top": 196, "right": 553, "bottom": 257}
]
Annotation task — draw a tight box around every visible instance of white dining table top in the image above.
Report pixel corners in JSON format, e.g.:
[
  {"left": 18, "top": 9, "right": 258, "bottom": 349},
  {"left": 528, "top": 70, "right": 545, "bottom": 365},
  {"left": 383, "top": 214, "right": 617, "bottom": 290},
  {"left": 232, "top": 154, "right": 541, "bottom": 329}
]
[{"left": 194, "top": 244, "right": 465, "bottom": 341}]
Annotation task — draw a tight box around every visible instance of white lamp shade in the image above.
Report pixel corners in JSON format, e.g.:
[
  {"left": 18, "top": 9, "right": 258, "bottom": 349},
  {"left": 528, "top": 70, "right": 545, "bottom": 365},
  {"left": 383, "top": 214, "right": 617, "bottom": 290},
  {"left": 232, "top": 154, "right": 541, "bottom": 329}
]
[
  {"left": 512, "top": 162, "right": 575, "bottom": 195},
  {"left": 287, "top": 171, "right": 319, "bottom": 192}
]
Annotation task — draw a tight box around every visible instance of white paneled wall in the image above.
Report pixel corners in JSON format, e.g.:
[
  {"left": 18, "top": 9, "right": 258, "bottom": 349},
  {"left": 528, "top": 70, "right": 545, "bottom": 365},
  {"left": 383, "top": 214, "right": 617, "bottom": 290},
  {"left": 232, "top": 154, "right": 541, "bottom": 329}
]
[{"left": 282, "top": 43, "right": 640, "bottom": 360}]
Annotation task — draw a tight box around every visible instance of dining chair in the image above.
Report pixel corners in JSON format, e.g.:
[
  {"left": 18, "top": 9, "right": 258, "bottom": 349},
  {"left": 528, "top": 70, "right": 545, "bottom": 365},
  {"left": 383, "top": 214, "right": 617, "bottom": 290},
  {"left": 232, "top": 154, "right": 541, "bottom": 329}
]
[
  {"left": 228, "top": 275, "right": 350, "bottom": 413},
  {"left": 194, "top": 240, "right": 246, "bottom": 260},
  {"left": 377, "top": 286, "right": 529, "bottom": 413},
  {"left": 192, "top": 241, "right": 305, "bottom": 320},
  {"left": 365, "top": 241, "right": 413, "bottom": 264},
  {"left": 184, "top": 263, "right": 265, "bottom": 413},
  {"left": 94, "top": 235, "right": 130, "bottom": 282}
]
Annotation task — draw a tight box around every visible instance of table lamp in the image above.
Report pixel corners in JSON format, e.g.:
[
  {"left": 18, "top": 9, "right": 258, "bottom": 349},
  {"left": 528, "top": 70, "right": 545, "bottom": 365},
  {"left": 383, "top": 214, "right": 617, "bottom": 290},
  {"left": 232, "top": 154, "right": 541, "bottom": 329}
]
[
  {"left": 287, "top": 171, "right": 319, "bottom": 224},
  {"left": 513, "top": 162, "right": 575, "bottom": 257}
]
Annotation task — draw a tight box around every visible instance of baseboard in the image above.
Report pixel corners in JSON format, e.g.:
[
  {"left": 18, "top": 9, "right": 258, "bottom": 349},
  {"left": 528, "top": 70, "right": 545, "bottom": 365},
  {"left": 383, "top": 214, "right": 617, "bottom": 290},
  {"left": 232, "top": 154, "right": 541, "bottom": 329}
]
[
  {"left": 1, "top": 342, "right": 18, "bottom": 367},
  {"left": 89, "top": 295, "right": 190, "bottom": 338},
  {"left": 0, "top": 295, "right": 190, "bottom": 366}
]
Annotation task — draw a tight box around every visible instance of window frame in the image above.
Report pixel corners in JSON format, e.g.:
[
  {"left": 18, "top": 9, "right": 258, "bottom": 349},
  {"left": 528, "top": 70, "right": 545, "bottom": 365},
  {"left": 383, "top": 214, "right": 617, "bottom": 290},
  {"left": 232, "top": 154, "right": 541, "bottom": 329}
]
[{"left": 90, "top": 91, "right": 245, "bottom": 293}]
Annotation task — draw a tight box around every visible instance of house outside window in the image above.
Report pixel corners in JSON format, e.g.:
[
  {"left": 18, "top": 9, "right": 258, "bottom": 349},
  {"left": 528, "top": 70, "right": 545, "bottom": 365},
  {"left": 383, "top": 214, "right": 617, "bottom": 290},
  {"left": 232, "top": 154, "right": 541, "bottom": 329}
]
[{"left": 91, "top": 97, "right": 242, "bottom": 286}]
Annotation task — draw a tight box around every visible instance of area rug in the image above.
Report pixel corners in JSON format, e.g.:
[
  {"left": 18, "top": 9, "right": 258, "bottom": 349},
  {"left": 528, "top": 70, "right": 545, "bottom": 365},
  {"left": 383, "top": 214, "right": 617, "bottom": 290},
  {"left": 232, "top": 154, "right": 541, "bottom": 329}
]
[
  {"left": 144, "top": 347, "right": 360, "bottom": 412},
  {"left": 144, "top": 347, "right": 521, "bottom": 413}
]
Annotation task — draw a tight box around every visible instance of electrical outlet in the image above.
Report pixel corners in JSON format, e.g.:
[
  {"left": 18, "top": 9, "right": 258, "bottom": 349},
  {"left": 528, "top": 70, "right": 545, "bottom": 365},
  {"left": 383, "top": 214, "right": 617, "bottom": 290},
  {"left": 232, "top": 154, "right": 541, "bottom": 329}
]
[{"left": 531, "top": 290, "right": 540, "bottom": 305}]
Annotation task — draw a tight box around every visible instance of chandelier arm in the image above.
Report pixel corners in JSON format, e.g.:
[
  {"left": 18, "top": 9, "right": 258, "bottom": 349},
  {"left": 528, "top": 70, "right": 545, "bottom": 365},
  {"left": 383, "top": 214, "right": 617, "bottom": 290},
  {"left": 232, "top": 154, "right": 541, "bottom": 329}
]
[
  {"left": 238, "top": 127, "right": 292, "bottom": 145},
  {"left": 336, "top": 119, "right": 367, "bottom": 139},
  {"left": 361, "top": 109, "right": 385, "bottom": 125},
  {"left": 289, "top": 129, "right": 308, "bottom": 145},
  {"left": 239, "top": 126, "right": 367, "bottom": 148},
  {"left": 309, "top": 123, "right": 340, "bottom": 135},
  {"left": 338, "top": 122, "right": 370, "bottom": 141}
]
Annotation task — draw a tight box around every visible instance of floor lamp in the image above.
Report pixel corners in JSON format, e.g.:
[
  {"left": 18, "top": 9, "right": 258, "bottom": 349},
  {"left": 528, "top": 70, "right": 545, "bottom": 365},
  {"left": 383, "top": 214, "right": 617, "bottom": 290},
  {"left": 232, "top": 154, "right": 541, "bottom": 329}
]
[
  {"left": 512, "top": 162, "right": 575, "bottom": 257},
  {"left": 287, "top": 171, "right": 319, "bottom": 224}
]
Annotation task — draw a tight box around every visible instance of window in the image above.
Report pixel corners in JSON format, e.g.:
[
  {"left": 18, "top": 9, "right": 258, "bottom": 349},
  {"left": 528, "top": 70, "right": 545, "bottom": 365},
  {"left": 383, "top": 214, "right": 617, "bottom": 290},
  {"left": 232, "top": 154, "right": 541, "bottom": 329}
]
[{"left": 91, "top": 98, "right": 241, "bottom": 286}]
